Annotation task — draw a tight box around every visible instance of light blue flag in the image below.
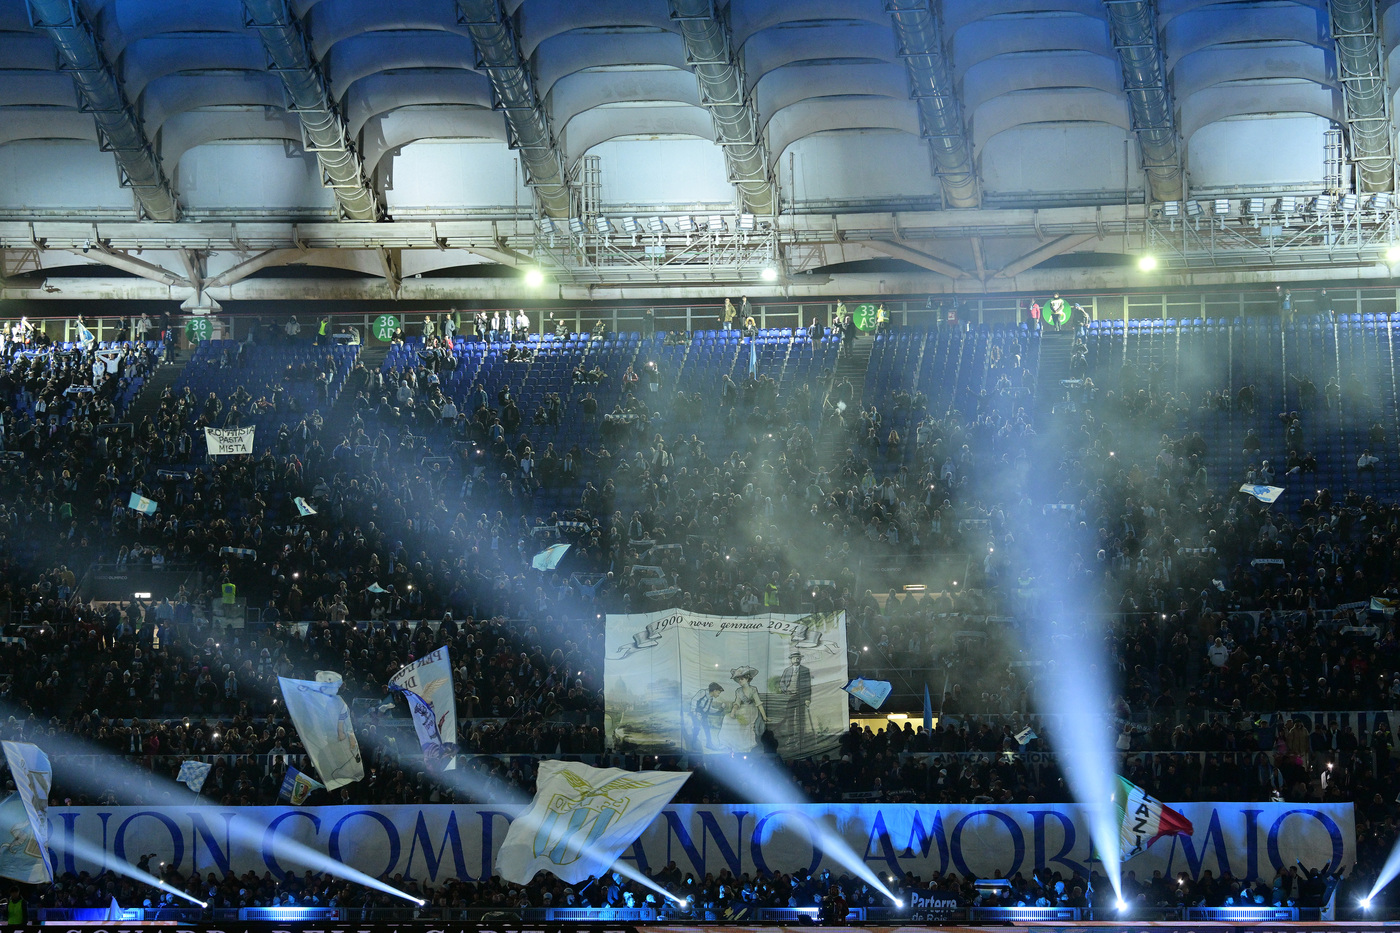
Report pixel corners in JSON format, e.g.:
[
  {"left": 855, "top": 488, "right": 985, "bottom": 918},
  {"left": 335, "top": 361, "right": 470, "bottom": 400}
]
[
  {"left": 0, "top": 793, "right": 46, "bottom": 884},
  {"left": 177, "top": 760, "right": 211, "bottom": 793},
  {"left": 749, "top": 340, "right": 757, "bottom": 376},
  {"left": 1015, "top": 726, "right": 1038, "bottom": 745},
  {"left": 293, "top": 497, "right": 317, "bottom": 516},
  {"left": 843, "top": 677, "right": 893, "bottom": 709},
  {"left": 106, "top": 898, "right": 122, "bottom": 923},
  {"left": 128, "top": 492, "right": 158, "bottom": 516},
  {"left": 923, "top": 684, "right": 933, "bottom": 732},
  {"left": 75, "top": 321, "right": 95, "bottom": 350},
  {"left": 531, "top": 543, "right": 570, "bottom": 571}
]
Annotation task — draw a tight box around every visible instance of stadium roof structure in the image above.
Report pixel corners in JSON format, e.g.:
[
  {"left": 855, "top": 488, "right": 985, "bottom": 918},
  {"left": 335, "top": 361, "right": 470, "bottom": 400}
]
[{"left": 1, "top": 0, "right": 1398, "bottom": 302}]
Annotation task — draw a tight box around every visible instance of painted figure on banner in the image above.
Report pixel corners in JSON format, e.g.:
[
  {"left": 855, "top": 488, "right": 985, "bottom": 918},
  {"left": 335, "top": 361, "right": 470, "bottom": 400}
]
[
  {"left": 722, "top": 666, "right": 767, "bottom": 752},
  {"left": 778, "top": 651, "right": 813, "bottom": 751},
  {"left": 687, "top": 682, "right": 727, "bottom": 751}
]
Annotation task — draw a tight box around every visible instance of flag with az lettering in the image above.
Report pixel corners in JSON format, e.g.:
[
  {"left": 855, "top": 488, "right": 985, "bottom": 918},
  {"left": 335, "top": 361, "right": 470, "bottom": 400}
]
[{"left": 1113, "top": 775, "right": 1194, "bottom": 860}]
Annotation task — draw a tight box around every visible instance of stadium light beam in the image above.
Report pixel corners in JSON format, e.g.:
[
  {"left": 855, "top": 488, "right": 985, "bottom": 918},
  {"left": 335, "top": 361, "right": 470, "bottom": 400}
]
[
  {"left": 58, "top": 833, "right": 207, "bottom": 908},
  {"left": 1020, "top": 516, "right": 1123, "bottom": 904},
  {"left": 699, "top": 754, "right": 902, "bottom": 906},
  {"left": 222, "top": 815, "right": 423, "bottom": 905},
  {"left": 1364, "top": 830, "right": 1400, "bottom": 904}
]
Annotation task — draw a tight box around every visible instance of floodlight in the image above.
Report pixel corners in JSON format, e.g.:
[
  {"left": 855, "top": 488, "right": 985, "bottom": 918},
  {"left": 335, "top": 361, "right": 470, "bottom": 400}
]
[
  {"left": 523, "top": 268, "right": 544, "bottom": 287},
  {"left": 1314, "top": 194, "right": 1334, "bottom": 212},
  {"left": 1386, "top": 245, "right": 1400, "bottom": 262},
  {"left": 1213, "top": 198, "right": 1231, "bottom": 215},
  {"left": 568, "top": 217, "right": 585, "bottom": 235},
  {"left": 1185, "top": 200, "right": 1202, "bottom": 216},
  {"left": 676, "top": 216, "right": 695, "bottom": 233},
  {"left": 621, "top": 217, "right": 640, "bottom": 234},
  {"left": 1161, "top": 201, "right": 1179, "bottom": 217},
  {"left": 1341, "top": 193, "right": 1359, "bottom": 212},
  {"left": 760, "top": 266, "right": 778, "bottom": 281},
  {"left": 738, "top": 213, "right": 756, "bottom": 231},
  {"left": 1279, "top": 196, "right": 1297, "bottom": 213},
  {"left": 648, "top": 217, "right": 668, "bottom": 234},
  {"left": 1371, "top": 192, "right": 1391, "bottom": 211},
  {"left": 708, "top": 214, "right": 725, "bottom": 232},
  {"left": 1137, "top": 255, "right": 1158, "bottom": 271},
  {"left": 594, "top": 216, "right": 611, "bottom": 234},
  {"left": 1247, "top": 198, "right": 1266, "bottom": 213},
  {"left": 537, "top": 217, "right": 555, "bottom": 235}
]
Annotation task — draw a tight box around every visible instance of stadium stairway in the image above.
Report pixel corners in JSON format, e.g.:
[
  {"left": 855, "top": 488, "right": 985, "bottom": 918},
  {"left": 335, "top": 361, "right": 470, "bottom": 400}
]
[
  {"left": 122, "top": 345, "right": 188, "bottom": 426},
  {"left": 1033, "top": 328, "right": 1073, "bottom": 421},
  {"left": 326, "top": 342, "right": 386, "bottom": 431},
  {"left": 815, "top": 332, "right": 874, "bottom": 462}
]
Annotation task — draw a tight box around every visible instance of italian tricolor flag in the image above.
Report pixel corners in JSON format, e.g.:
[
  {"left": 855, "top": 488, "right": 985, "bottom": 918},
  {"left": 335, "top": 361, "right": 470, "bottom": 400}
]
[{"left": 1114, "top": 776, "right": 1194, "bottom": 860}]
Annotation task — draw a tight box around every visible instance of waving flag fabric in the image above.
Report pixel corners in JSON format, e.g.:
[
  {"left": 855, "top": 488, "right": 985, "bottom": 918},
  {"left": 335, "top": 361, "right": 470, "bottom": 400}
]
[
  {"left": 1239, "top": 483, "right": 1284, "bottom": 503},
  {"left": 277, "top": 766, "right": 324, "bottom": 805},
  {"left": 1114, "top": 775, "right": 1194, "bottom": 860},
  {"left": 497, "top": 760, "right": 688, "bottom": 885},
  {"left": 0, "top": 742, "right": 52, "bottom": 882},
  {"left": 843, "top": 678, "right": 893, "bottom": 709},
  {"left": 176, "top": 760, "right": 211, "bottom": 793},
  {"left": 278, "top": 675, "right": 363, "bottom": 790}
]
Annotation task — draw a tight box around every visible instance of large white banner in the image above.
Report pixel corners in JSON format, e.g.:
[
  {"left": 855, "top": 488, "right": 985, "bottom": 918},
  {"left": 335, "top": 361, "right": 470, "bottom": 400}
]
[
  {"left": 38, "top": 802, "right": 1352, "bottom": 885},
  {"left": 278, "top": 675, "right": 363, "bottom": 790},
  {"left": 605, "top": 609, "right": 848, "bottom": 758},
  {"left": 390, "top": 647, "right": 458, "bottom": 770},
  {"left": 204, "top": 426, "right": 255, "bottom": 456}
]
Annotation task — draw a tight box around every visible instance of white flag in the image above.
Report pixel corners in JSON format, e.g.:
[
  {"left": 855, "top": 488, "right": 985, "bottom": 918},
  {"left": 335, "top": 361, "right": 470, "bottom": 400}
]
[
  {"left": 106, "top": 897, "right": 122, "bottom": 922},
  {"left": 1, "top": 742, "right": 52, "bottom": 882},
  {"left": 1014, "top": 726, "right": 1038, "bottom": 745},
  {"left": 390, "top": 647, "right": 457, "bottom": 771},
  {"left": 177, "top": 760, "right": 212, "bottom": 793},
  {"left": 293, "top": 497, "right": 317, "bottom": 516},
  {"left": 278, "top": 675, "right": 364, "bottom": 790},
  {"left": 531, "top": 543, "right": 570, "bottom": 571},
  {"left": 1239, "top": 483, "right": 1284, "bottom": 503},
  {"left": 496, "top": 760, "right": 688, "bottom": 885},
  {"left": 205, "top": 426, "right": 256, "bottom": 456}
]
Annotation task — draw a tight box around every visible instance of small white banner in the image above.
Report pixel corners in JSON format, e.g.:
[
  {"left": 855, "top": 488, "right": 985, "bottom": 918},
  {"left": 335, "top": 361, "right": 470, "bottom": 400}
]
[{"left": 205, "top": 426, "right": 255, "bottom": 456}]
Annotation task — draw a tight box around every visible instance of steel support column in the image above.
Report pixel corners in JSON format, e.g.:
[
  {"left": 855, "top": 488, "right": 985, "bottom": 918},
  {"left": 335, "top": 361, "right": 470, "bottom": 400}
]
[
  {"left": 884, "top": 0, "right": 979, "bottom": 208},
  {"left": 456, "top": 0, "right": 571, "bottom": 218},
  {"left": 26, "top": 0, "right": 181, "bottom": 221},
  {"left": 1329, "top": 0, "right": 1395, "bottom": 193},
  {"left": 242, "top": 0, "right": 384, "bottom": 221},
  {"left": 1103, "top": 0, "right": 1183, "bottom": 202},
  {"left": 667, "top": 0, "right": 776, "bottom": 215}
]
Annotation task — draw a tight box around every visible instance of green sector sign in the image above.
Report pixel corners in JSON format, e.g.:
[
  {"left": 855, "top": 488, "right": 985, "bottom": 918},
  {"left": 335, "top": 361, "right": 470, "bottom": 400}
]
[
  {"left": 852, "top": 303, "right": 878, "bottom": 331},
  {"left": 185, "top": 317, "right": 212, "bottom": 342},
  {"left": 372, "top": 314, "right": 400, "bottom": 342}
]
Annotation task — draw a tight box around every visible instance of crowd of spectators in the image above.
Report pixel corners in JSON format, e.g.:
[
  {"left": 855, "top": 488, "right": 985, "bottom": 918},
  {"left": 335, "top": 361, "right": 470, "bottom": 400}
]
[{"left": 0, "top": 305, "right": 1398, "bottom": 915}]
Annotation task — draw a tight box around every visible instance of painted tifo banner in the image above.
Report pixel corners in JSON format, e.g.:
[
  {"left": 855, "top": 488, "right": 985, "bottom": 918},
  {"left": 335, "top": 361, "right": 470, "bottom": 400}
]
[
  {"left": 389, "top": 647, "right": 458, "bottom": 771},
  {"left": 38, "top": 802, "right": 1352, "bottom": 886},
  {"left": 278, "top": 674, "right": 363, "bottom": 790},
  {"left": 205, "top": 426, "right": 255, "bottom": 456},
  {"left": 496, "top": 761, "right": 688, "bottom": 885},
  {"left": 2, "top": 741, "right": 52, "bottom": 882},
  {"left": 605, "top": 609, "right": 848, "bottom": 758}
]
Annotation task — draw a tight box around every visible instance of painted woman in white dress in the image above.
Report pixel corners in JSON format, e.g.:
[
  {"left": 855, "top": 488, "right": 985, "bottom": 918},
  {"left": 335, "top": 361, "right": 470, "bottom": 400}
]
[{"left": 720, "top": 666, "right": 767, "bottom": 752}]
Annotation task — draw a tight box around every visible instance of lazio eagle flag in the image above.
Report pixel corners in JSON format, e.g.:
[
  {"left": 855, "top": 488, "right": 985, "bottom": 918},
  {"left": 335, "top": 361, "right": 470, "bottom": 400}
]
[
  {"left": 1114, "top": 775, "right": 1194, "bottom": 860},
  {"left": 496, "top": 760, "right": 688, "bottom": 885}
]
